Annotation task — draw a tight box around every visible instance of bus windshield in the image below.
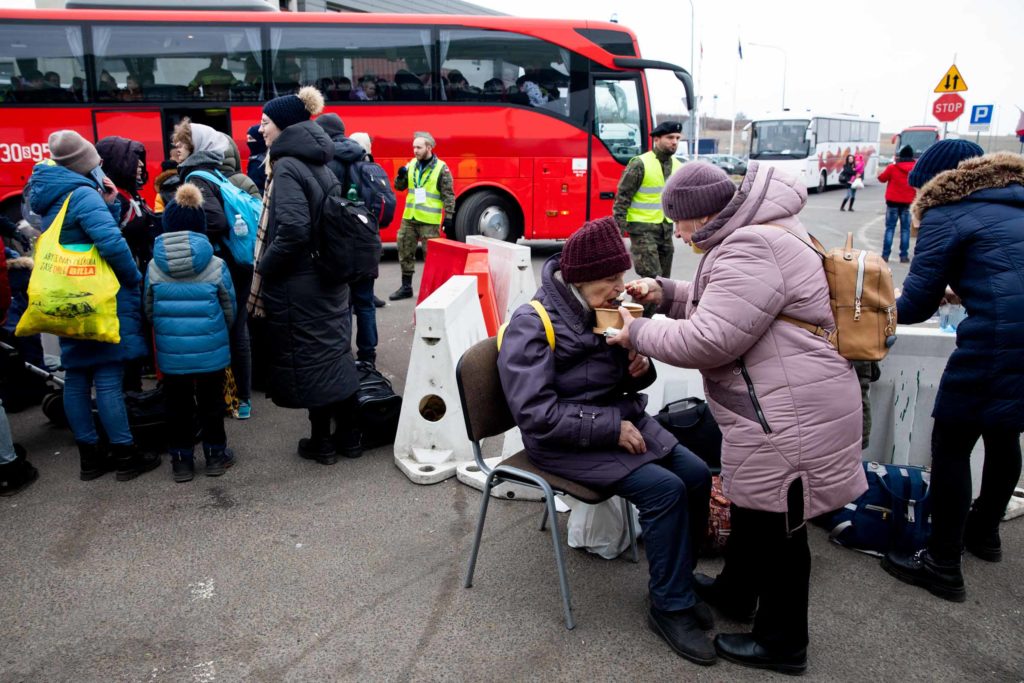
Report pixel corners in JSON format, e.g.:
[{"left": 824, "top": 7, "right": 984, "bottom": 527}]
[
  {"left": 899, "top": 130, "right": 938, "bottom": 157},
  {"left": 750, "top": 119, "right": 810, "bottom": 159}
]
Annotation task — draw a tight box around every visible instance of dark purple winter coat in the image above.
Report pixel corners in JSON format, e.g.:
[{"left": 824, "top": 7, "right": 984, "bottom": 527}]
[{"left": 497, "top": 254, "right": 677, "bottom": 489}]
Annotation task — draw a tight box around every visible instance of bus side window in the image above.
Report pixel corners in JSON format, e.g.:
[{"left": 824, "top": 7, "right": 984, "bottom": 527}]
[
  {"left": 89, "top": 24, "right": 262, "bottom": 103},
  {"left": 0, "top": 23, "right": 86, "bottom": 105}
]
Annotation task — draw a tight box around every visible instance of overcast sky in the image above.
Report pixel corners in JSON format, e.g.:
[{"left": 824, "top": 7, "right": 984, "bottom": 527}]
[{"left": 478, "top": 0, "right": 1023, "bottom": 137}]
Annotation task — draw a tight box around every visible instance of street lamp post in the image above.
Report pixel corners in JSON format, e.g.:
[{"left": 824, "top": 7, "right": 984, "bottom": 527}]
[
  {"left": 748, "top": 41, "right": 787, "bottom": 110},
  {"left": 687, "top": 0, "right": 697, "bottom": 158}
]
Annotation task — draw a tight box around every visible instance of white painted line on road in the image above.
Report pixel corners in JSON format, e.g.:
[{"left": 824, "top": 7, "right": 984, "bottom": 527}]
[
  {"left": 856, "top": 214, "right": 886, "bottom": 252},
  {"left": 189, "top": 579, "right": 215, "bottom": 601}
]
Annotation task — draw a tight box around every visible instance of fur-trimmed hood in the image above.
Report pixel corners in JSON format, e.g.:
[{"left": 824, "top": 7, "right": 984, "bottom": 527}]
[{"left": 912, "top": 152, "right": 1024, "bottom": 224}]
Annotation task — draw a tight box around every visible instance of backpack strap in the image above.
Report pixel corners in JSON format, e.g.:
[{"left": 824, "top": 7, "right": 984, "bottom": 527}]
[
  {"left": 762, "top": 224, "right": 837, "bottom": 344},
  {"left": 497, "top": 300, "right": 555, "bottom": 351}
]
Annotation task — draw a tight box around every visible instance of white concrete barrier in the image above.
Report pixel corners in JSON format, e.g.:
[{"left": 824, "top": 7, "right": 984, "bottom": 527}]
[
  {"left": 466, "top": 235, "right": 536, "bottom": 322},
  {"left": 394, "top": 276, "right": 488, "bottom": 485}
]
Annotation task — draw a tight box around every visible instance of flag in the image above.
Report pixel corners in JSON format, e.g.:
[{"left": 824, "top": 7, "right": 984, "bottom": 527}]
[
  {"left": 738, "top": 38, "right": 743, "bottom": 60},
  {"left": 1016, "top": 107, "right": 1024, "bottom": 141}
]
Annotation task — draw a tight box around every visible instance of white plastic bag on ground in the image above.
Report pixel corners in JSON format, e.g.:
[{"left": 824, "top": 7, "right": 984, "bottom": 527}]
[
  {"left": 1004, "top": 487, "right": 1024, "bottom": 521},
  {"left": 564, "top": 496, "right": 641, "bottom": 560}
]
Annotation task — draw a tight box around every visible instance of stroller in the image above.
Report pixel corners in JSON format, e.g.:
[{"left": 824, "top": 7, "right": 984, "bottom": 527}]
[{"left": 0, "top": 339, "right": 198, "bottom": 451}]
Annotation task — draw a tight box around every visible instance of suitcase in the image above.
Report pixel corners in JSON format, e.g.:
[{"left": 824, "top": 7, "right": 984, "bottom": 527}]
[{"left": 355, "top": 361, "right": 402, "bottom": 449}]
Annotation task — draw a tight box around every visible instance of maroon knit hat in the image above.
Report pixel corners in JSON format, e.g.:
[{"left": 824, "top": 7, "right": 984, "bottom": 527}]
[
  {"left": 662, "top": 162, "right": 736, "bottom": 220},
  {"left": 560, "top": 216, "right": 632, "bottom": 284}
]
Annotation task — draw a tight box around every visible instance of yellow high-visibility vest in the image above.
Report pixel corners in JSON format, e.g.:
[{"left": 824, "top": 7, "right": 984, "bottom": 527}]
[
  {"left": 625, "top": 151, "right": 682, "bottom": 224},
  {"left": 402, "top": 157, "right": 446, "bottom": 225}
]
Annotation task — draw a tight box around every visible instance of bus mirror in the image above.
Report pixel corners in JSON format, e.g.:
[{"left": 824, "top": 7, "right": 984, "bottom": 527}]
[{"left": 672, "top": 70, "right": 695, "bottom": 112}]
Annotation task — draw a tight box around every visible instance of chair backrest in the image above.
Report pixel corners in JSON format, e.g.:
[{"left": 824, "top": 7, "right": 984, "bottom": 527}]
[{"left": 456, "top": 338, "right": 517, "bottom": 443}]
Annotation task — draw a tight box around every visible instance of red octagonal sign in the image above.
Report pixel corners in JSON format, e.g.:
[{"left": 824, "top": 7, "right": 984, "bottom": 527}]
[{"left": 933, "top": 93, "right": 966, "bottom": 122}]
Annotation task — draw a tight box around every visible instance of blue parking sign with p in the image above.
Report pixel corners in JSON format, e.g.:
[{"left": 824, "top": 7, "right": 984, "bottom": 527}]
[{"left": 970, "top": 105, "right": 994, "bottom": 125}]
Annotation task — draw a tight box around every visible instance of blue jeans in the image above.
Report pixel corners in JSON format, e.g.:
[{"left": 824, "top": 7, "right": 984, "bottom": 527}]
[
  {"left": 63, "top": 363, "right": 133, "bottom": 445},
  {"left": 882, "top": 205, "right": 911, "bottom": 261},
  {"left": 844, "top": 187, "right": 857, "bottom": 200},
  {"left": 0, "top": 400, "right": 16, "bottom": 464},
  {"left": 610, "top": 444, "right": 711, "bottom": 611},
  {"left": 350, "top": 278, "right": 378, "bottom": 364}
]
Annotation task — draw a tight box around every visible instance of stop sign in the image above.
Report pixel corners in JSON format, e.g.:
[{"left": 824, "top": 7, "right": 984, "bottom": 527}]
[{"left": 933, "top": 94, "right": 966, "bottom": 122}]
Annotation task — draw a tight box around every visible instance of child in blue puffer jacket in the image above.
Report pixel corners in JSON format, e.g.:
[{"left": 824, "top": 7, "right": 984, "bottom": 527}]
[{"left": 145, "top": 184, "right": 236, "bottom": 482}]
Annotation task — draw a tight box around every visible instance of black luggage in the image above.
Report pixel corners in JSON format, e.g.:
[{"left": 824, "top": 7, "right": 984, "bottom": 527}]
[
  {"left": 654, "top": 397, "right": 723, "bottom": 473},
  {"left": 355, "top": 361, "right": 402, "bottom": 449}
]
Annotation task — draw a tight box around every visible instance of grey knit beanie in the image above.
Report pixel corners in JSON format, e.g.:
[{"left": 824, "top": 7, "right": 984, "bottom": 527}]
[
  {"left": 48, "top": 130, "right": 101, "bottom": 175},
  {"left": 662, "top": 162, "right": 736, "bottom": 221}
]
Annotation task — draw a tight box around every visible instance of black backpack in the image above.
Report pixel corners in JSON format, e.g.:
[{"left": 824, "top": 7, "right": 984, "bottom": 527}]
[
  {"left": 348, "top": 160, "right": 397, "bottom": 228},
  {"left": 311, "top": 175, "right": 382, "bottom": 283}
]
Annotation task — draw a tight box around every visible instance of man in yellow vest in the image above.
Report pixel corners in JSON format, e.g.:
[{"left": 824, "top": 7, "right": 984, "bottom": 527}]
[
  {"left": 390, "top": 131, "right": 456, "bottom": 301},
  {"left": 613, "top": 121, "right": 684, "bottom": 296}
]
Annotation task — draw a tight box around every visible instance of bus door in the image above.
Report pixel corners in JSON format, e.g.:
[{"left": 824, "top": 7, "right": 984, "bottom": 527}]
[{"left": 589, "top": 75, "right": 646, "bottom": 222}]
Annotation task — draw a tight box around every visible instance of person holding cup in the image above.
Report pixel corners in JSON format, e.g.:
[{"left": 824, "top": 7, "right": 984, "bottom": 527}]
[
  {"left": 609, "top": 161, "right": 866, "bottom": 675},
  {"left": 497, "top": 216, "right": 715, "bottom": 666}
]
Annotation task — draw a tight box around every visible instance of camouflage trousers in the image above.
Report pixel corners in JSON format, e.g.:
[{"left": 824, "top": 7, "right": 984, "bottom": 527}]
[
  {"left": 397, "top": 218, "right": 442, "bottom": 276},
  {"left": 628, "top": 222, "right": 674, "bottom": 279},
  {"left": 628, "top": 222, "right": 674, "bottom": 316},
  {"left": 854, "top": 360, "right": 881, "bottom": 448}
]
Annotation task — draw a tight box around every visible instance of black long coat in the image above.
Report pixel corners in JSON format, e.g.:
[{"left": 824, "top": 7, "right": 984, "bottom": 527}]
[{"left": 257, "top": 120, "right": 357, "bottom": 409}]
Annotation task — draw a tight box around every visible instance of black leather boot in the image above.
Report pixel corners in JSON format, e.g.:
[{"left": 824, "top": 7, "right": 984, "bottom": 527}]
[
  {"left": 881, "top": 548, "right": 966, "bottom": 602},
  {"left": 298, "top": 437, "right": 336, "bottom": 465},
  {"left": 111, "top": 443, "right": 161, "bottom": 482},
  {"left": 78, "top": 441, "right": 111, "bottom": 481},
  {"left": 389, "top": 274, "right": 413, "bottom": 301},
  {"left": 647, "top": 605, "right": 717, "bottom": 665},
  {"left": 0, "top": 445, "right": 38, "bottom": 497},
  {"left": 169, "top": 448, "right": 195, "bottom": 483},
  {"left": 840, "top": 198, "right": 848, "bottom": 211},
  {"left": 693, "top": 572, "right": 757, "bottom": 622},
  {"left": 848, "top": 197, "right": 856, "bottom": 211},
  {"left": 964, "top": 509, "right": 1002, "bottom": 562},
  {"left": 333, "top": 428, "right": 364, "bottom": 459},
  {"left": 714, "top": 633, "right": 807, "bottom": 675}
]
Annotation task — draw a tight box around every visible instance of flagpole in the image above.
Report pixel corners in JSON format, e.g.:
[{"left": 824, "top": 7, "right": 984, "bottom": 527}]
[
  {"left": 694, "top": 43, "right": 702, "bottom": 159},
  {"left": 730, "top": 34, "right": 741, "bottom": 156}
]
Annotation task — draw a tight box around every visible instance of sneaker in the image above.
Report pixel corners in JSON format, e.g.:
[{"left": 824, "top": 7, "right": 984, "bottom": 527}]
[
  {"left": 0, "top": 446, "right": 39, "bottom": 497},
  {"left": 234, "top": 400, "right": 252, "bottom": 420},
  {"left": 298, "top": 437, "right": 337, "bottom": 465},
  {"left": 647, "top": 605, "right": 717, "bottom": 665},
  {"left": 881, "top": 548, "right": 966, "bottom": 602}
]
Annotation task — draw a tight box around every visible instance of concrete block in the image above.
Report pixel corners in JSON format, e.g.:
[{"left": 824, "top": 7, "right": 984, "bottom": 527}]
[{"left": 466, "top": 235, "right": 536, "bottom": 322}]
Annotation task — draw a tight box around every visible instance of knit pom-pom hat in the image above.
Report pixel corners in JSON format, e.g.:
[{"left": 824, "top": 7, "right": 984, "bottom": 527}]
[
  {"left": 560, "top": 216, "right": 632, "bottom": 284},
  {"left": 162, "top": 183, "right": 207, "bottom": 234},
  {"left": 263, "top": 86, "right": 325, "bottom": 130}
]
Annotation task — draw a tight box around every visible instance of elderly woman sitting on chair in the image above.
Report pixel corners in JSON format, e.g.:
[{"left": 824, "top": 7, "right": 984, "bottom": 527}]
[{"left": 497, "top": 217, "right": 714, "bottom": 666}]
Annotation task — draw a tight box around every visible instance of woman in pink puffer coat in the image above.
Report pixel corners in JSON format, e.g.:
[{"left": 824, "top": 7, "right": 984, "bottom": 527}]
[{"left": 610, "top": 161, "right": 866, "bottom": 675}]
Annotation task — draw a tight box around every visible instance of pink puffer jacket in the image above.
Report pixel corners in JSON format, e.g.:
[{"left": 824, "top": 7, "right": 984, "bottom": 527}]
[{"left": 630, "top": 162, "right": 866, "bottom": 518}]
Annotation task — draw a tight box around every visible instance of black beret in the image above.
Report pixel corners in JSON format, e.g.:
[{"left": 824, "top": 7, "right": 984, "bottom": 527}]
[{"left": 651, "top": 121, "right": 683, "bottom": 137}]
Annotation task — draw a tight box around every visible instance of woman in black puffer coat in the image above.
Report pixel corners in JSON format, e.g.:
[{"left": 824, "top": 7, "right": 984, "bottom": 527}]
[{"left": 250, "top": 87, "right": 361, "bottom": 465}]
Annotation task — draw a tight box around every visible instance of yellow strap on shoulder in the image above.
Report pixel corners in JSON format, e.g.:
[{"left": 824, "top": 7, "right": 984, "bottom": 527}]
[{"left": 497, "top": 300, "right": 555, "bottom": 351}]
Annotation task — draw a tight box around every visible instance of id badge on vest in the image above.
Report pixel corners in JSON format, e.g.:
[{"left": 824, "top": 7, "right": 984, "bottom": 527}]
[{"left": 414, "top": 187, "right": 427, "bottom": 204}]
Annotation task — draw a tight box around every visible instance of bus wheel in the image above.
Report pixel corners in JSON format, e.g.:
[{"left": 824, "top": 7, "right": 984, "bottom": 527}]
[
  {"left": 455, "top": 191, "right": 519, "bottom": 243},
  {"left": 816, "top": 171, "right": 827, "bottom": 194}
]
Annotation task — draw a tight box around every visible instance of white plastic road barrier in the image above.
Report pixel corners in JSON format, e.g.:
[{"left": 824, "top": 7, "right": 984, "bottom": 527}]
[
  {"left": 394, "top": 276, "right": 488, "bottom": 485},
  {"left": 466, "top": 235, "right": 536, "bottom": 322}
]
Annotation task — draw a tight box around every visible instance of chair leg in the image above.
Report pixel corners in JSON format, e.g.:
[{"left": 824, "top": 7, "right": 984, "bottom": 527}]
[
  {"left": 543, "top": 490, "right": 575, "bottom": 630},
  {"left": 464, "top": 474, "right": 497, "bottom": 589},
  {"left": 621, "top": 497, "right": 639, "bottom": 564},
  {"left": 539, "top": 504, "right": 549, "bottom": 531}
]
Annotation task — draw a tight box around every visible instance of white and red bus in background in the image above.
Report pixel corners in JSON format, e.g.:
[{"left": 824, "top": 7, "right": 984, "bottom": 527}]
[
  {"left": 744, "top": 111, "right": 881, "bottom": 192},
  {"left": 892, "top": 124, "right": 940, "bottom": 159},
  {"left": 0, "top": 6, "right": 694, "bottom": 243}
]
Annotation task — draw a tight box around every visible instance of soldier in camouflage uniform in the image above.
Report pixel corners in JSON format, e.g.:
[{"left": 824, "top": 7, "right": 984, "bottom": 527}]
[
  {"left": 613, "top": 121, "right": 684, "bottom": 314},
  {"left": 389, "top": 131, "right": 456, "bottom": 300}
]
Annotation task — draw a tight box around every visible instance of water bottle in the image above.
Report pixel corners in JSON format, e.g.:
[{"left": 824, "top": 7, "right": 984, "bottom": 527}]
[
  {"left": 346, "top": 186, "right": 359, "bottom": 202},
  {"left": 232, "top": 213, "right": 248, "bottom": 237}
]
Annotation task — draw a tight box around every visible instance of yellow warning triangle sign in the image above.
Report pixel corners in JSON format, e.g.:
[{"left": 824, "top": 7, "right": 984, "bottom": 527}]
[{"left": 934, "top": 65, "right": 968, "bottom": 93}]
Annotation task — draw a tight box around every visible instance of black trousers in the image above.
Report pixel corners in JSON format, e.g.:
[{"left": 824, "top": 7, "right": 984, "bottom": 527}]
[
  {"left": 928, "top": 420, "right": 1023, "bottom": 562},
  {"left": 308, "top": 394, "right": 360, "bottom": 439},
  {"left": 163, "top": 371, "right": 226, "bottom": 450},
  {"left": 717, "top": 479, "right": 809, "bottom": 653}
]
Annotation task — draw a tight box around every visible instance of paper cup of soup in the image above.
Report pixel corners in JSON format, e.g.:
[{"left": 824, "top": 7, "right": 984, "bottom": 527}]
[{"left": 593, "top": 303, "right": 643, "bottom": 334}]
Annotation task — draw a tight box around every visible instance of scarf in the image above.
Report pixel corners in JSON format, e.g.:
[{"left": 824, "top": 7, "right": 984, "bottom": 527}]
[{"left": 247, "top": 162, "right": 273, "bottom": 319}]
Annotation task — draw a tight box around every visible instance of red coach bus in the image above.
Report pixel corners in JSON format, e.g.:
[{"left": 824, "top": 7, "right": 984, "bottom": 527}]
[{"left": 0, "top": 7, "right": 693, "bottom": 243}]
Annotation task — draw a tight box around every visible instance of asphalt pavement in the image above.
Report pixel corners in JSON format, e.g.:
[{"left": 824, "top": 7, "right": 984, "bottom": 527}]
[{"left": 3, "top": 183, "right": 1023, "bottom": 682}]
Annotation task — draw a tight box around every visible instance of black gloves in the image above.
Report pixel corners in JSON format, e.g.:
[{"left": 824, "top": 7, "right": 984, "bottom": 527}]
[
  {"left": 443, "top": 215, "right": 454, "bottom": 238},
  {"left": 396, "top": 166, "right": 409, "bottom": 181}
]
